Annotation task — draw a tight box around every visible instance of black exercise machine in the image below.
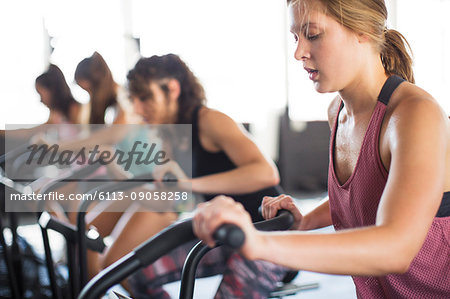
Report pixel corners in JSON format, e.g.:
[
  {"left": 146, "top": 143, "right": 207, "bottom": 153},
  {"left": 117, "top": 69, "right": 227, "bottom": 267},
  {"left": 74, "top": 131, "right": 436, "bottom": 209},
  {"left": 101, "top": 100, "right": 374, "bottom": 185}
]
[
  {"left": 2, "top": 144, "right": 107, "bottom": 299},
  {"left": 77, "top": 210, "right": 297, "bottom": 299},
  {"left": 75, "top": 172, "right": 172, "bottom": 291},
  {"left": 36, "top": 162, "right": 107, "bottom": 299},
  {"left": 1, "top": 144, "right": 36, "bottom": 298}
]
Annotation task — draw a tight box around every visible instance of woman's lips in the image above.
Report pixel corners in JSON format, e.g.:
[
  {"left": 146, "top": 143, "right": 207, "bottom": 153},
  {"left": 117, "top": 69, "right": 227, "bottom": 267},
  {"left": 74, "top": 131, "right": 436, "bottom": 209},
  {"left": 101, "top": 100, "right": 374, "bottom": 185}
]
[{"left": 305, "top": 67, "right": 318, "bottom": 81}]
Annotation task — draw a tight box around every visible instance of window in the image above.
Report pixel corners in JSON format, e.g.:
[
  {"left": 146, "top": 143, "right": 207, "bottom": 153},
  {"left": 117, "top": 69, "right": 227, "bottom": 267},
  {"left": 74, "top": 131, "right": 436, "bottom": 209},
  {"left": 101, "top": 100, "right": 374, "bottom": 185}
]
[
  {"left": 396, "top": 0, "right": 450, "bottom": 113},
  {"left": 0, "top": 0, "right": 49, "bottom": 126},
  {"left": 134, "top": 0, "right": 287, "bottom": 124},
  {"left": 1, "top": 0, "right": 134, "bottom": 128},
  {"left": 1, "top": 0, "right": 448, "bottom": 144}
]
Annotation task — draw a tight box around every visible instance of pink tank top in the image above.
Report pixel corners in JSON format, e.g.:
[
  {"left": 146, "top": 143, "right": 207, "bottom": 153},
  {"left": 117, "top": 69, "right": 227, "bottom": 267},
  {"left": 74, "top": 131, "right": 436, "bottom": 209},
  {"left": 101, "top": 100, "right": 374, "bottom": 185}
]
[{"left": 328, "top": 75, "right": 450, "bottom": 298}]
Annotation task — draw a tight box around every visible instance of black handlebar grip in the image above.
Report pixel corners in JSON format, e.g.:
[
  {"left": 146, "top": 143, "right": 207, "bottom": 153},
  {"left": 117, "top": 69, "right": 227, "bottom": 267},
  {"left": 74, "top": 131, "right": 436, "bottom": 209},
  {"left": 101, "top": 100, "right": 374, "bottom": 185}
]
[
  {"left": 212, "top": 223, "right": 245, "bottom": 249},
  {"left": 255, "top": 209, "right": 295, "bottom": 232}
]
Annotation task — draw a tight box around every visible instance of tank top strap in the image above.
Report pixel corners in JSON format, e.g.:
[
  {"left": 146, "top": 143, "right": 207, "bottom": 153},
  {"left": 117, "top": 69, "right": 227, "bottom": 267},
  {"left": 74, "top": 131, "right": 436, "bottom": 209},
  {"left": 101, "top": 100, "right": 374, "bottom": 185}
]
[
  {"left": 377, "top": 75, "right": 405, "bottom": 105},
  {"left": 337, "top": 75, "right": 405, "bottom": 113}
]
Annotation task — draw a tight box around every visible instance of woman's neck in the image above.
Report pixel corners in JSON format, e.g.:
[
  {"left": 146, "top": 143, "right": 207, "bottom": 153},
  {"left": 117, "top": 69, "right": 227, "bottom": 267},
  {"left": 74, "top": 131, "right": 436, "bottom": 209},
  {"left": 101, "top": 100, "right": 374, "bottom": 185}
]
[
  {"left": 48, "top": 110, "right": 66, "bottom": 124},
  {"left": 338, "top": 55, "right": 388, "bottom": 117}
]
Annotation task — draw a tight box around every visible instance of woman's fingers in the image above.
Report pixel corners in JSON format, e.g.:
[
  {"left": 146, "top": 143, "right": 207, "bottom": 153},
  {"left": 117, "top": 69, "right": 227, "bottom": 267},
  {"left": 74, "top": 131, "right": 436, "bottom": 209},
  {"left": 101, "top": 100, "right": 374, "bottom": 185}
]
[
  {"left": 278, "top": 196, "right": 303, "bottom": 230},
  {"left": 193, "top": 196, "right": 250, "bottom": 248},
  {"left": 261, "top": 194, "right": 303, "bottom": 229},
  {"left": 262, "top": 194, "right": 289, "bottom": 219}
]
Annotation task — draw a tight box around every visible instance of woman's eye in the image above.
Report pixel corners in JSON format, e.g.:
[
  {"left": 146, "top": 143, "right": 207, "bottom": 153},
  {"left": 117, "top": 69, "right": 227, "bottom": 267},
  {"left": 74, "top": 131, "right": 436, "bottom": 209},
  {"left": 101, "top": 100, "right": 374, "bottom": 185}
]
[
  {"left": 293, "top": 35, "right": 299, "bottom": 43},
  {"left": 307, "top": 34, "right": 320, "bottom": 41}
]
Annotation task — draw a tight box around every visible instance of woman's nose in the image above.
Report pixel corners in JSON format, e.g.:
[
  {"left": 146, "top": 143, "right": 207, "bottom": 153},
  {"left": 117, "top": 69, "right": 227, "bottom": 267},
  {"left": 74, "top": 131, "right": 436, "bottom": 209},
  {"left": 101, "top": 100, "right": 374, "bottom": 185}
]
[{"left": 294, "top": 39, "right": 310, "bottom": 61}]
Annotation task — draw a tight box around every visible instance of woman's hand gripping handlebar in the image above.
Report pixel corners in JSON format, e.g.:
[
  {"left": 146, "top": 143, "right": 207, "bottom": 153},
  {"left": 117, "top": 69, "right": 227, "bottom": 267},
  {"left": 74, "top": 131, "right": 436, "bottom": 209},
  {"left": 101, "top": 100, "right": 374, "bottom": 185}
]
[{"left": 193, "top": 195, "right": 296, "bottom": 258}]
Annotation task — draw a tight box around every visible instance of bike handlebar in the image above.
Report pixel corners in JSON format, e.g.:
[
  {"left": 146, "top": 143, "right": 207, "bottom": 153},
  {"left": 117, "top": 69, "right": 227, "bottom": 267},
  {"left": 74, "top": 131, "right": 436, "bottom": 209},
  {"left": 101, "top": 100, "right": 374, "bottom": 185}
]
[{"left": 78, "top": 209, "right": 294, "bottom": 299}]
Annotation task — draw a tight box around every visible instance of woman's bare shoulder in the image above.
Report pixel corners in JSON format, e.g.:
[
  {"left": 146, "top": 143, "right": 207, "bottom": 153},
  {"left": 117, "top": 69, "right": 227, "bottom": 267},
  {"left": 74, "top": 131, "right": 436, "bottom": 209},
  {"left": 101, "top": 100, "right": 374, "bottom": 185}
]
[
  {"left": 388, "top": 82, "right": 447, "bottom": 124},
  {"left": 384, "top": 82, "right": 450, "bottom": 147},
  {"left": 198, "top": 107, "right": 238, "bottom": 134}
]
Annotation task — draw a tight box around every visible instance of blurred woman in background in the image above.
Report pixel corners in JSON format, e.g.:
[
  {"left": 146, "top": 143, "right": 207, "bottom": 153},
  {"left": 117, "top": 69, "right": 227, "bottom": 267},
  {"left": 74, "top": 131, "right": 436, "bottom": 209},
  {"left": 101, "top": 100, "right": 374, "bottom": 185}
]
[
  {"left": 35, "top": 64, "right": 81, "bottom": 124},
  {"left": 75, "top": 51, "right": 138, "bottom": 124}
]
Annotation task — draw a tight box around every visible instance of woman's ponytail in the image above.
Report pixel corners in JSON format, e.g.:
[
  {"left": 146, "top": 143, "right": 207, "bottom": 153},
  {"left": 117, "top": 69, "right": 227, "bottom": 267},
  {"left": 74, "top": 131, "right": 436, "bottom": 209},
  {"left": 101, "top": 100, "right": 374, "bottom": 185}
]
[{"left": 381, "top": 29, "right": 415, "bottom": 83}]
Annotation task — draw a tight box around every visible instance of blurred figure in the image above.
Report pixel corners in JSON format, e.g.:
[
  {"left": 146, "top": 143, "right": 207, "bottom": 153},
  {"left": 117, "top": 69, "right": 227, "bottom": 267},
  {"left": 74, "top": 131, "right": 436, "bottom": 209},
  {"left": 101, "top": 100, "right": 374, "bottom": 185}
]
[
  {"left": 75, "top": 52, "right": 138, "bottom": 124},
  {"left": 35, "top": 64, "right": 81, "bottom": 124}
]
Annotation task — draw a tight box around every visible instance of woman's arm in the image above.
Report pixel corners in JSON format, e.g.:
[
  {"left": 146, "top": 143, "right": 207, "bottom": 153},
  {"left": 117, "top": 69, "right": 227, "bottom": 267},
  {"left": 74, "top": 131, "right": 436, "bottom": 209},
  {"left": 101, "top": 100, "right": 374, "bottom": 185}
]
[
  {"left": 298, "top": 198, "right": 332, "bottom": 230},
  {"left": 194, "top": 93, "right": 448, "bottom": 276},
  {"left": 191, "top": 108, "right": 279, "bottom": 194}
]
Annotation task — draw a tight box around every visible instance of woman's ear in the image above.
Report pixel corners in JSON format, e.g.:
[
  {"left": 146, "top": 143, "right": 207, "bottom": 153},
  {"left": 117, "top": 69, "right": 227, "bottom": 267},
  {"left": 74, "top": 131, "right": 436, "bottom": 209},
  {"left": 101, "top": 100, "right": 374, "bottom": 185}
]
[{"left": 167, "top": 79, "right": 181, "bottom": 102}]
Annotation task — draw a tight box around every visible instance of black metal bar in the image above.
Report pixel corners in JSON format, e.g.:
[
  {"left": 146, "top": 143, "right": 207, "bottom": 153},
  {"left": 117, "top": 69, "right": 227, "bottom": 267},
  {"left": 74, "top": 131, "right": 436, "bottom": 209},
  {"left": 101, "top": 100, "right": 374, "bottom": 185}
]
[
  {"left": 179, "top": 210, "right": 295, "bottom": 299},
  {"left": 39, "top": 212, "right": 106, "bottom": 253},
  {"left": 78, "top": 218, "right": 195, "bottom": 299},
  {"left": 179, "top": 241, "right": 211, "bottom": 299},
  {"left": 79, "top": 210, "right": 294, "bottom": 299},
  {"left": 67, "top": 241, "right": 79, "bottom": 299},
  {"left": 34, "top": 162, "right": 107, "bottom": 297},
  {"left": 78, "top": 252, "right": 141, "bottom": 299},
  {"left": 178, "top": 222, "right": 245, "bottom": 298},
  {"left": 39, "top": 224, "right": 63, "bottom": 299},
  {"left": 254, "top": 210, "right": 295, "bottom": 232},
  {"left": 0, "top": 214, "right": 22, "bottom": 299},
  {"left": 76, "top": 172, "right": 158, "bottom": 291},
  {"left": 39, "top": 211, "right": 106, "bottom": 298},
  {"left": 9, "top": 212, "right": 23, "bottom": 296},
  {"left": 77, "top": 207, "right": 88, "bottom": 293}
]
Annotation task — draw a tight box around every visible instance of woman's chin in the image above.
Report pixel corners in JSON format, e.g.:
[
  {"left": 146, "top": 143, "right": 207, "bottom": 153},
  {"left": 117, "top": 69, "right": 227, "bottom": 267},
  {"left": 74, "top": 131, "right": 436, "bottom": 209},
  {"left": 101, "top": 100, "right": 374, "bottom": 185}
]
[
  {"left": 313, "top": 81, "right": 336, "bottom": 94},
  {"left": 313, "top": 82, "right": 327, "bottom": 93}
]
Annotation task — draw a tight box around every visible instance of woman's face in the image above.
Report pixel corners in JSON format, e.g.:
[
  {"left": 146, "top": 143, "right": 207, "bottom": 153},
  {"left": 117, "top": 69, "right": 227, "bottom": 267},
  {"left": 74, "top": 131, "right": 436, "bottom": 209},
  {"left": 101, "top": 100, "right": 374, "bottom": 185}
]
[
  {"left": 289, "top": 2, "right": 362, "bottom": 93},
  {"left": 131, "top": 82, "right": 177, "bottom": 124},
  {"left": 35, "top": 83, "right": 51, "bottom": 107}
]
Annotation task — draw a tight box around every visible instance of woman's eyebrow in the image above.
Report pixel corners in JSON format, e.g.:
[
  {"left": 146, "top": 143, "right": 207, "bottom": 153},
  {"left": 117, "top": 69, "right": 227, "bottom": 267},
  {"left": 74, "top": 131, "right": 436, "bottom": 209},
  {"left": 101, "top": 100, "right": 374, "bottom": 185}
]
[{"left": 290, "top": 22, "right": 318, "bottom": 33}]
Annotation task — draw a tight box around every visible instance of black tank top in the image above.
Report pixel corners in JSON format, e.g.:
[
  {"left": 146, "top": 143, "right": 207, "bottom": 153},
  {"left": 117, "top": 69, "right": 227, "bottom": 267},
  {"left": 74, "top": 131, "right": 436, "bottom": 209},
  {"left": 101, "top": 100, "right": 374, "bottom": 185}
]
[{"left": 191, "top": 106, "right": 282, "bottom": 221}]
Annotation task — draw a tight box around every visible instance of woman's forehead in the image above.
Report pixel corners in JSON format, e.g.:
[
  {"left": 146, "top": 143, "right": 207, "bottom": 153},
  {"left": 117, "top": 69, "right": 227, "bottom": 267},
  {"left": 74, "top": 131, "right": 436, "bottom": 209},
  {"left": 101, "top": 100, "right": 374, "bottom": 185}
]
[{"left": 289, "top": 2, "right": 328, "bottom": 32}]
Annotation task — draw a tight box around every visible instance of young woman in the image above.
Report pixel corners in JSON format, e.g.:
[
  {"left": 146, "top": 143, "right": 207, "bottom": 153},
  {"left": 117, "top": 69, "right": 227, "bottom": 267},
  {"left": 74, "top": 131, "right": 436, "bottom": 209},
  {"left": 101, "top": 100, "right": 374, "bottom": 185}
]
[
  {"left": 87, "top": 54, "right": 288, "bottom": 297},
  {"left": 74, "top": 52, "right": 137, "bottom": 124},
  {"left": 35, "top": 64, "right": 81, "bottom": 124},
  {"left": 193, "top": 0, "right": 450, "bottom": 298}
]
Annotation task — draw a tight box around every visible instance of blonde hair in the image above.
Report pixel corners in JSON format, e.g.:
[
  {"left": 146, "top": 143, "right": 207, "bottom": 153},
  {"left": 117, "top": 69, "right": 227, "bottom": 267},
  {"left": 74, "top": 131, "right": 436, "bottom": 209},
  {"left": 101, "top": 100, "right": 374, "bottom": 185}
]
[{"left": 289, "top": 0, "right": 414, "bottom": 83}]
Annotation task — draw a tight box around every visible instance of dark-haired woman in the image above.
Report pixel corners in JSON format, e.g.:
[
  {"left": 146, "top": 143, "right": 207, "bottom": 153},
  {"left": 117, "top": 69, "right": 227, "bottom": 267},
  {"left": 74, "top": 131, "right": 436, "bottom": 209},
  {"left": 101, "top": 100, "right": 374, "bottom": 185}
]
[
  {"left": 35, "top": 64, "right": 81, "bottom": 124},
  {"left": 87, "top": 53, "right": 287, "bottom": 297},
  {"left": 75, "top": 51, "right": 138, "bottom": 124}
]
